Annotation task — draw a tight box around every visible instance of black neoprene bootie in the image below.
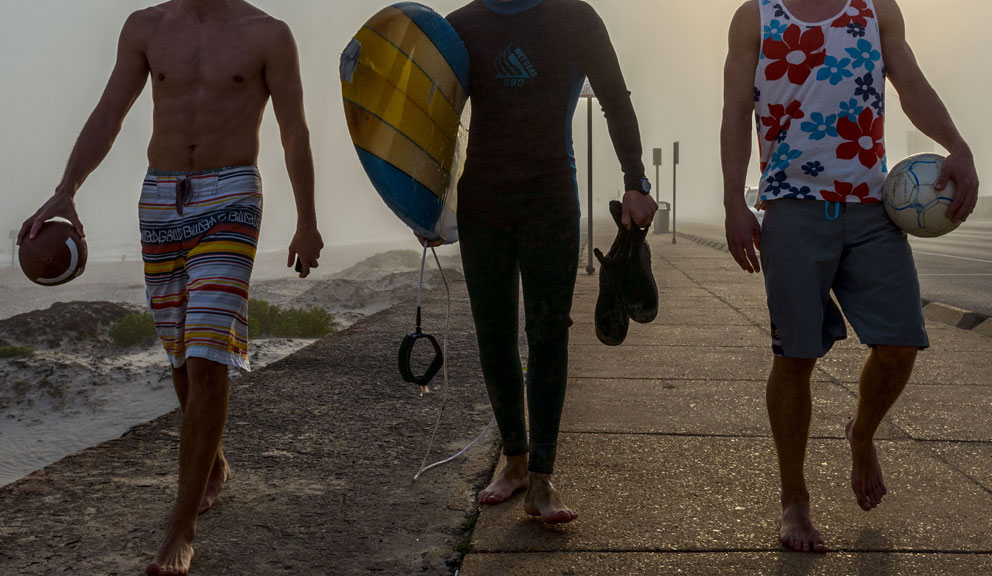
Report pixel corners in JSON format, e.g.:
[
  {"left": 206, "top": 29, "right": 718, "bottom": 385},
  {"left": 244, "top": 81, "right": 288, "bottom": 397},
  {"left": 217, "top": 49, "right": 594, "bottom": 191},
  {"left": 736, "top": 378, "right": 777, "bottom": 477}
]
[
  {"left": 594, "top": 201, "right": 632, "bottom": 346},
  {"left": 594, "top": 244, "right": 629, "bottom": 346},
  {"left": 624, "top": 222, "right": 658, "bottom": 324}
]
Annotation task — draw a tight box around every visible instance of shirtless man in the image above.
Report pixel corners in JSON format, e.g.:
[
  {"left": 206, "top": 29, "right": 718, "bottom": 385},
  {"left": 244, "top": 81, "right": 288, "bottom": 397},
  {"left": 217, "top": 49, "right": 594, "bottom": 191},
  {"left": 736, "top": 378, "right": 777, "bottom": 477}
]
[
  {"left": 17, "top": 1, "right": 322, "bottom": 573},
  {"left": 722, "top": 0, "right": 978, "bottom": 553}
]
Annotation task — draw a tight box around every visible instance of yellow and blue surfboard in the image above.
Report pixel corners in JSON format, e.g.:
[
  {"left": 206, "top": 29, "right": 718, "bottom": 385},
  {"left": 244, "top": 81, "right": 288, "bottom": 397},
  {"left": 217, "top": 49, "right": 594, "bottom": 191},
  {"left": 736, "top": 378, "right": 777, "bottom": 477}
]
[{"left": 341, "top": 2, "right": 470, "bottom": 244}]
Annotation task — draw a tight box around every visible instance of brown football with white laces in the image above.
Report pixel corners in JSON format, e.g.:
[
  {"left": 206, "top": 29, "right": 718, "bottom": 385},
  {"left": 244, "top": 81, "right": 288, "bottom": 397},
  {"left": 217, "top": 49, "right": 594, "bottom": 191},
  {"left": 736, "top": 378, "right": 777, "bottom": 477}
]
[{"left": 18, "top": 221, "right": 88, "bottom": 286}]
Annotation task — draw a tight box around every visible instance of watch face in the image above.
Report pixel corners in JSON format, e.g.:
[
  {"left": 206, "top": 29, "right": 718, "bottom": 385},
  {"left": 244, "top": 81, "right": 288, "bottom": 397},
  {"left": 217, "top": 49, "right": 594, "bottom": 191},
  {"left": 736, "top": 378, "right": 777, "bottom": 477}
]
[{"left": 641, "top": 178, "right": 651, "bottom": 193}]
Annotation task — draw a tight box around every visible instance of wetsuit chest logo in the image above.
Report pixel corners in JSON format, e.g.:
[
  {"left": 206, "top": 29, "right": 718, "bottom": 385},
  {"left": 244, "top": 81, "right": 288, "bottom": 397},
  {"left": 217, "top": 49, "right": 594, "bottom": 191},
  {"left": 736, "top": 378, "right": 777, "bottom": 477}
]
[{"left": 496, "top": 44, "right": 538, "bottom": 87}]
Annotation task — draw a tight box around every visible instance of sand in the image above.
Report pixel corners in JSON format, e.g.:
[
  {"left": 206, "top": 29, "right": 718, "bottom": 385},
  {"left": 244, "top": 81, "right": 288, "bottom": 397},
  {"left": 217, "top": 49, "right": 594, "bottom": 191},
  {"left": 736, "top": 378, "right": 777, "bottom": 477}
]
[{"left": 0, "top": 242, "right": 464, "bottom": 487}]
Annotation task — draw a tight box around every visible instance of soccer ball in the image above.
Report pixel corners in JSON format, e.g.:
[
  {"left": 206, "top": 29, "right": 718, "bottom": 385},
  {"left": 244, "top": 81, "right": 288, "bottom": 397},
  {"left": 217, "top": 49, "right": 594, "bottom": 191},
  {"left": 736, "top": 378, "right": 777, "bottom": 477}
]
[{"left": 882, "top": 153, "right": 959, "bottom": 238}]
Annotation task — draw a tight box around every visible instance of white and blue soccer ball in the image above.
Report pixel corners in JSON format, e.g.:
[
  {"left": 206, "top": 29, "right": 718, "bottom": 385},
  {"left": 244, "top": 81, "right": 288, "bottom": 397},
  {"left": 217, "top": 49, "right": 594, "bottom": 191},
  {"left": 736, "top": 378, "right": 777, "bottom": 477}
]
[{"left": 883, "top": 153, "right": 960, "bottom": 238}]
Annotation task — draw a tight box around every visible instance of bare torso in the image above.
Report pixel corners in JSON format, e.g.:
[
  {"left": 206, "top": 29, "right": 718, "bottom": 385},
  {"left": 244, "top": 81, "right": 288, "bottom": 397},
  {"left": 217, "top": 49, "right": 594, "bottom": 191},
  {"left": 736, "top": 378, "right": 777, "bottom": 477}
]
[{"left": 136, "top": 1, "right": 278, "bottom": 170}]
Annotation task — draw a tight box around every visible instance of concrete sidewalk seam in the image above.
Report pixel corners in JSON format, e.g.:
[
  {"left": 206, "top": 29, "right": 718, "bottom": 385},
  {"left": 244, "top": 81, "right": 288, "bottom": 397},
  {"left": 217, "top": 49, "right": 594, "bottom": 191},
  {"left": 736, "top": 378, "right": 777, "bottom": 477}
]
[
  {"left": 465, "top": 548, "right": 992, "bottom": 555},
  {"left": 558, "top": 430, "right": 921, "bottom": 442}
]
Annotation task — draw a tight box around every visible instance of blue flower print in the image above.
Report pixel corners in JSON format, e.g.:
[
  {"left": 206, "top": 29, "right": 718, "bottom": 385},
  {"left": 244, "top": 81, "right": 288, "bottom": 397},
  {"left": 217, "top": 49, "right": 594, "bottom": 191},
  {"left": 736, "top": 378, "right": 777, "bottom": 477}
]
[
  {"left": 765, "top": 171, "right": 790, "bottom": 197},
  {"left": 764, "top": 19, "right": 788, "bottom": 42},
  {"left": 772, "top": 4, "right": 791, "bottom": 20},
  {"left": 881, "top": 155, "right": 888, "bottom": 174},
  {"left": 754, "top": 87, "right": 761, "bottom": 103},
  {"left": 854, "top": 72, "right": 877, "bottom": 102},
  {"left": 846, "top": 23, "right": 866, "bottom": 38},
  {"left": 801, "top": 161, "right": 825, "bottom": 177},
  {"left": 770, "top": 143, "right": 803, "bottom": 173},
  {"left": 800, "top": 112, "right": 839, "bottom": 141},
  {"left": 839, "top": 98, "right": 864, "bottom": 122},
  {"left": 846, "top": 39, "right": 882, "bottom": 72},
  {"left": 761, "top": 0, "right": 771, "bottom": 5},
  {"left": 785, "top": 185, "right": 817, "bottom": 200},
  {"left": 871, "top": 94, "right": 884, "bottom": 116},
  {"left": 816, "top": 56, "right": 853, "bottom": 85},
  {"left": 776, "top": 129, "right": 789, "bottom": 143}
]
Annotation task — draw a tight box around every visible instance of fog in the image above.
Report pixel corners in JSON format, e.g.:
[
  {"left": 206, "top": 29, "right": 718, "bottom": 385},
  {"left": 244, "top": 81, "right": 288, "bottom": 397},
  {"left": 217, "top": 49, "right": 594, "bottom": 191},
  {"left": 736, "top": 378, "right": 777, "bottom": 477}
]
[{"left": 1, "top": 0, "right": 988, "bottom": 261}]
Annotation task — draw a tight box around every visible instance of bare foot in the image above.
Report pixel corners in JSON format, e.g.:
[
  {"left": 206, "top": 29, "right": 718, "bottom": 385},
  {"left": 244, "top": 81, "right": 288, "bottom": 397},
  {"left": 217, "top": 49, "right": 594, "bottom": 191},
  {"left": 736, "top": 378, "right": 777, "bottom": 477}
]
[
  {"left": 846, "top": 418, "right": 887, "bottom": 511},
  {"left": 479, "top": 454, "right": 528, "bottom": 505},
  {"left": 523, "top": 473, "right": 577, "bottom": 524},
  {"left": 779, "top": 500, "right": 827, "bottom": 553},
  {"left": 199, "top": 454, "right": 231, "bottom": 514},
  {"left": 146, "top": 528, "right": 194, "bottom": 575}
]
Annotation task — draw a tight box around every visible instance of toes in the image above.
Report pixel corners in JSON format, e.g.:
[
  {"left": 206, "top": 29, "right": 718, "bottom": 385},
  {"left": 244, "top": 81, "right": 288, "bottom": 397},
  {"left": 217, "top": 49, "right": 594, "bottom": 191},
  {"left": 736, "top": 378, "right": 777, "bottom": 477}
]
[
  {"left": 813, "top": 540, "right": 828, "bottom": 553},
  {"left": 146, "top": 564, "right": 160, "bottom": 576}
]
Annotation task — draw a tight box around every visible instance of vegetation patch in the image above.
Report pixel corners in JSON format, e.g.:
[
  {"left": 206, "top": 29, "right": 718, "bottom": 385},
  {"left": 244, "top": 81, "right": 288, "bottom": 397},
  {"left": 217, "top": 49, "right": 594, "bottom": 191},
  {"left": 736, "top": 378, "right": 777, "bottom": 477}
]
[
  {"left": 110, "top": 312, "right": 158, "bottom": 347},
  {"left": 248, "top": 299, "right": 334, "bottom": 339},
  {"left": 0, "top": 346, "right": 34, "bottom": 359}
]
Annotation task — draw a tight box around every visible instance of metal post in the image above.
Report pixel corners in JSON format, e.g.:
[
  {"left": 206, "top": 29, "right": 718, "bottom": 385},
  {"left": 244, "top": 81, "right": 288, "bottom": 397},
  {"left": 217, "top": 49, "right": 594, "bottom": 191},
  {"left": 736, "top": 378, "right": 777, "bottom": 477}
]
[
  {"left": 655, "top": 165, "right": 660, "bottom": 203},
  {"left": 672, "top": 141, "right": 679, "bottom": 245},
  {"left": 585, "top": 96, "right": 595, "bottom": 275},
  {"left": 8, "top": 230, "right": 16, "bottom": 267}
]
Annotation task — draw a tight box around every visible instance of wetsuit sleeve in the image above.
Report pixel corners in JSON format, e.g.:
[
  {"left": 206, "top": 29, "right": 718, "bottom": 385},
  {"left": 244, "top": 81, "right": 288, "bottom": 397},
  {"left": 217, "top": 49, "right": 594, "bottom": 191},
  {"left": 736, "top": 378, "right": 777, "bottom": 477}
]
[{"left": 576, "top": 2, "right": 646, "bottom": 190}]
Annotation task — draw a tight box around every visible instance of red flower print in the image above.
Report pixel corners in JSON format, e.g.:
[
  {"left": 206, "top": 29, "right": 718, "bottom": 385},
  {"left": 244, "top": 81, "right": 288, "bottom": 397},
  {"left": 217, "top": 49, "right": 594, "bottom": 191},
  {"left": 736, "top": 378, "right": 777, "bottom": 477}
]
[
  {"left": 761, "top": 100, "right": 805, "bottom": 142},
  {"left": 832, "top": 0, "right": 875, "bottom": 28},
  {"left": 820, "top": 181, "right": 879, "bottom": 203},
  {"left": 836, "top": 108, "right": 884, "bottom": 169},
  {"left": 763, "top": 25, "right": 827, "bottom": 84}
]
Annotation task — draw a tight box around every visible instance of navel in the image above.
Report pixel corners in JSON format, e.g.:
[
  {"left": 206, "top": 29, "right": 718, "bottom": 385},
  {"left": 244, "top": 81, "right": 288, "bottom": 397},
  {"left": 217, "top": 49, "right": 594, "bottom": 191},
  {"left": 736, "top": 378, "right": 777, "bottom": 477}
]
[
  {"left": 233, "top": 75, "right": 245, "bottom": 84},
  {"left": 157, "top": 73, "right": 166, "bottom": 82}
]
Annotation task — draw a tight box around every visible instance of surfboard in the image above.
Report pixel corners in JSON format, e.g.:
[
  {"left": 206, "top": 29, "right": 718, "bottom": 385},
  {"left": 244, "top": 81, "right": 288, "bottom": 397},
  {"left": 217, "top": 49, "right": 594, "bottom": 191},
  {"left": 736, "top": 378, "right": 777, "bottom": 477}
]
[{"left": 340, "top": 2, "right": 470, "bottom": 244}]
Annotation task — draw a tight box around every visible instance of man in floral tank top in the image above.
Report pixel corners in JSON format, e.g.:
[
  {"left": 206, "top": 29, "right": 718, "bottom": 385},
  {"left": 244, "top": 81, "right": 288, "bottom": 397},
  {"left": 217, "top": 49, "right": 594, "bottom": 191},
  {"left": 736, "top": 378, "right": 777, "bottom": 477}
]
[{"left": 721, "top": 0, "right": 979, "bottom": 554}]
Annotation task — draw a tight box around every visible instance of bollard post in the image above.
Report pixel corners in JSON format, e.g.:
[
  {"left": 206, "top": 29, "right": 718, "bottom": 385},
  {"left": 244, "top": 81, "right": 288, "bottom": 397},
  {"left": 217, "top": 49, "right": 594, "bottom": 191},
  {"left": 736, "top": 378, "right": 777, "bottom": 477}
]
[{"left": 672, "top": 141, "right": 680, "bottom": 244}]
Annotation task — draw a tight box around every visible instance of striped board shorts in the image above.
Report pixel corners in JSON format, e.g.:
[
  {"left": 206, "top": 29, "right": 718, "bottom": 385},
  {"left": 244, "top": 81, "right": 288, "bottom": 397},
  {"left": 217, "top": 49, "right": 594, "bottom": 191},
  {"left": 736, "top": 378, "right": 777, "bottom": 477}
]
[{"left": 139, "top": 166, "right": 263, "bottom": 371}]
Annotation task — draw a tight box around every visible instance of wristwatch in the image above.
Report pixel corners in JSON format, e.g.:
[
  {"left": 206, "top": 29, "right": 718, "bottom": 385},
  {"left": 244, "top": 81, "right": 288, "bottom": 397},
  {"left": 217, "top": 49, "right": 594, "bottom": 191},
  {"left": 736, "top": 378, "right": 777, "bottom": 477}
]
[{"left": 637, "top": 177, "right": 652, "bottom": 195}]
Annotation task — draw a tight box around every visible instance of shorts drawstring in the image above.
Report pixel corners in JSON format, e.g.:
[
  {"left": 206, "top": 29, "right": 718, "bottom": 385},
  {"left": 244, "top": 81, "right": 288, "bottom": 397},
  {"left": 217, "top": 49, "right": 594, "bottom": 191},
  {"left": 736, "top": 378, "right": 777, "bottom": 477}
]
[{"left": 825, "top": 201, "right": 841, "bottom": 221}]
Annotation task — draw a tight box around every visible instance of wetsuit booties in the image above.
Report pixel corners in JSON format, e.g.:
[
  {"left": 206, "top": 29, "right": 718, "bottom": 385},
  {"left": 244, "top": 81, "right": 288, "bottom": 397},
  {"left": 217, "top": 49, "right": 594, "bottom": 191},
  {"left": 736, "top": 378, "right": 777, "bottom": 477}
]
[
  {"left": 622, "top": 215, "right": 658, "bottom": 325},
  {"left": 594, "top": 201, "right": 659, "bottom": 345}
]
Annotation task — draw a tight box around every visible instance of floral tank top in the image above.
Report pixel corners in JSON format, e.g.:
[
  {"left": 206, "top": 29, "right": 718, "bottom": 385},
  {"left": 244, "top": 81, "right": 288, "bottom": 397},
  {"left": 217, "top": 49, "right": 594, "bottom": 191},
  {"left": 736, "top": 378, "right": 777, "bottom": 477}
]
[{"left": 754, "top": 0, "right": 887, "bottom": 204}]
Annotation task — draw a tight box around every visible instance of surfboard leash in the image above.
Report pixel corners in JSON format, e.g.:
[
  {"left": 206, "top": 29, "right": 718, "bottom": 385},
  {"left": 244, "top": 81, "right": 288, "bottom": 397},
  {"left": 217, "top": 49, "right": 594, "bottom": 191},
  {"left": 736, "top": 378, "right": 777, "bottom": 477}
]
[{"left": 413, "top": 243, "right": 495, "bottom": 482}]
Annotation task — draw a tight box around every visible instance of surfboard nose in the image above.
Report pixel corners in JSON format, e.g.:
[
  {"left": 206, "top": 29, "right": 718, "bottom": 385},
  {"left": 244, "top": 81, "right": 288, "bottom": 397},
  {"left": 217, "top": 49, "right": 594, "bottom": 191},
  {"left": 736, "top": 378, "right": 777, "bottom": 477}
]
[{"left": 340, "top": 38, "right": 361, "bottom": 83}]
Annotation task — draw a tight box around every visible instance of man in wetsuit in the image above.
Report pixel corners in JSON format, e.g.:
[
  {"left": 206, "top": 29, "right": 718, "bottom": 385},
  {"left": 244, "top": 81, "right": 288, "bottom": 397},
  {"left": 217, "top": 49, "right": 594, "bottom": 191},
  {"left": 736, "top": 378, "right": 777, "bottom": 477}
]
[
  {"left": 18, "top": 1, "right": 323, "bottom": 573},
  {"left": 442, "top": 0, "right": 657, "bottom": 523},
  {"left": 722, "top": 0, "right": 979, "bottom": 553}
]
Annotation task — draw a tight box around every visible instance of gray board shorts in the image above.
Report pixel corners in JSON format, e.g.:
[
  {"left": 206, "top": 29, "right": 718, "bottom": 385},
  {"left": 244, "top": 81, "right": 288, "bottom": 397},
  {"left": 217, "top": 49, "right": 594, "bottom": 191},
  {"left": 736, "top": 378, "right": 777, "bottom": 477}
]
[{"left": 760, "top": 198, "right": 930, "bottom": 359}]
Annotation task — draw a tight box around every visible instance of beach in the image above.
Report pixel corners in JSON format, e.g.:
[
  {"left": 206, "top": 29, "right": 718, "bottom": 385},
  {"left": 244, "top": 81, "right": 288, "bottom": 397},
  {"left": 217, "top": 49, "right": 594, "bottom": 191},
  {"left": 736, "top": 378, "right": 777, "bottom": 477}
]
[{"left": 0, "top": 241, "right": 462, "bottom": 487}]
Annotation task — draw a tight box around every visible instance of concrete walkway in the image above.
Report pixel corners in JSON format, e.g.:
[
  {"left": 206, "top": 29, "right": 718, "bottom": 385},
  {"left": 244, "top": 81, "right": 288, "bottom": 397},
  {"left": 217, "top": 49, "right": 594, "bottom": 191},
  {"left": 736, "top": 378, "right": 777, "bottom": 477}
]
[{"left": 460, "top": 233, "right": 992, "bottom": 575}]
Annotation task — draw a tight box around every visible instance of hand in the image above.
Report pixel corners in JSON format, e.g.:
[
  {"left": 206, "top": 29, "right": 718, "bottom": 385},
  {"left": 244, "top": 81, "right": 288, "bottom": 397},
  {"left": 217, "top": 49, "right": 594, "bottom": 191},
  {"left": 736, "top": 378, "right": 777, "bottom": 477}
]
[
  {"left": 18, "top": 192, "right": 84, "bottom": 245},
  {"left": 414, "top": 231, "right": 445, "bottom": 248},
  {"left": 725, "top": 202, "right": 761, "bottom": 273},
  {"left": 937, "top": 146, "right": 980, "bottom": 223},
  {"left": 288, "top": 224, "right": 323, "bottom": 278},
  {"left": 621, "top": 190, "right": 658, "bottom": 229}
]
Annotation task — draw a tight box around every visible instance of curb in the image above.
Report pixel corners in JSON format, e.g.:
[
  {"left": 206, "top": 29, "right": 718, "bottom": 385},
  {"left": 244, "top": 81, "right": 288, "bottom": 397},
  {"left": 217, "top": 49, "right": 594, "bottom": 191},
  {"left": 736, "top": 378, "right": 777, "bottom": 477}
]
[{"left": 674, "top": 231, "right": 992, "bottom": 337}]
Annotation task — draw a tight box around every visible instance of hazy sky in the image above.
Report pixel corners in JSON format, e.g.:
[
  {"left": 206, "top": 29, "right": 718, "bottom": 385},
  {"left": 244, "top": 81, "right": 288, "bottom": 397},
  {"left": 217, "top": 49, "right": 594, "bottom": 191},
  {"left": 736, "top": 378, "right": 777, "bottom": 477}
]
[{"left": 1, "top": 0, "right": 988, "bottom": 258}]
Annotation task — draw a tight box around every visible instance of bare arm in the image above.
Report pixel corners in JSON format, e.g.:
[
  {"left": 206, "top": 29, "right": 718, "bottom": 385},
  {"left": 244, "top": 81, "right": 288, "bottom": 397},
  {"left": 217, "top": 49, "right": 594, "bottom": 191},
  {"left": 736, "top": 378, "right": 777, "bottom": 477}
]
[
  {"left": 721, "top": 1, "right": 762, "bottom": 273},
  {"left": 263, "top": 21, "right": 323, "bottom": 277},
  {"left": 877, "top": 0, "right": 979, "bottom": 222},
  {"left": 19, "top": 12, "right": 149, "bottom": 242}
]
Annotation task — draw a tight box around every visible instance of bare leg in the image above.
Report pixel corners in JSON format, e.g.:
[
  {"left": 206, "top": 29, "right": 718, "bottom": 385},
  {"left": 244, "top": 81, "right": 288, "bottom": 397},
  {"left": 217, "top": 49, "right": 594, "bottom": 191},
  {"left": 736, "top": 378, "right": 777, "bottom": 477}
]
[
  {"left": 478, "top": 453, "right": 529, "bottom": 505},
  {"left": 523, "top": 472, "right": 577, "bottom": 524},
  {"left": 147, "top": 358, "right": 229, "bottom": 576},
  {"left": 171, "top": 365, "right": 230, "bottom": 514},
  {"left": 847, "top": 345, "right": 916, "bottom": 511},
  {"left": 767, "top": 356, "right": 826, "bottom": 553}
]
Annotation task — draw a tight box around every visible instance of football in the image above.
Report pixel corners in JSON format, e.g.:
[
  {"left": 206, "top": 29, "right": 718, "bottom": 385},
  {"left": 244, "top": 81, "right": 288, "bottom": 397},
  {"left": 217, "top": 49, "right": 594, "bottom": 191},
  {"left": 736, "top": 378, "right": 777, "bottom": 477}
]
[
  {"left": 882, "top": 153, "right": 959, "bottom": 238},
  {"left": 18, "top": 220, "right": 88, "bottom": 286}
]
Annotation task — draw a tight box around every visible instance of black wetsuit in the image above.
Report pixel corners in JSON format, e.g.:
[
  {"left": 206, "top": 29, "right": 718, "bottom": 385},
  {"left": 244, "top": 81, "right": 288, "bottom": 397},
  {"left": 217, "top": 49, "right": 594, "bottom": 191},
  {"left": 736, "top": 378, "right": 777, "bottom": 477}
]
[{"left": 448, "top": 0, "right": 646, "bottom": 474}]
